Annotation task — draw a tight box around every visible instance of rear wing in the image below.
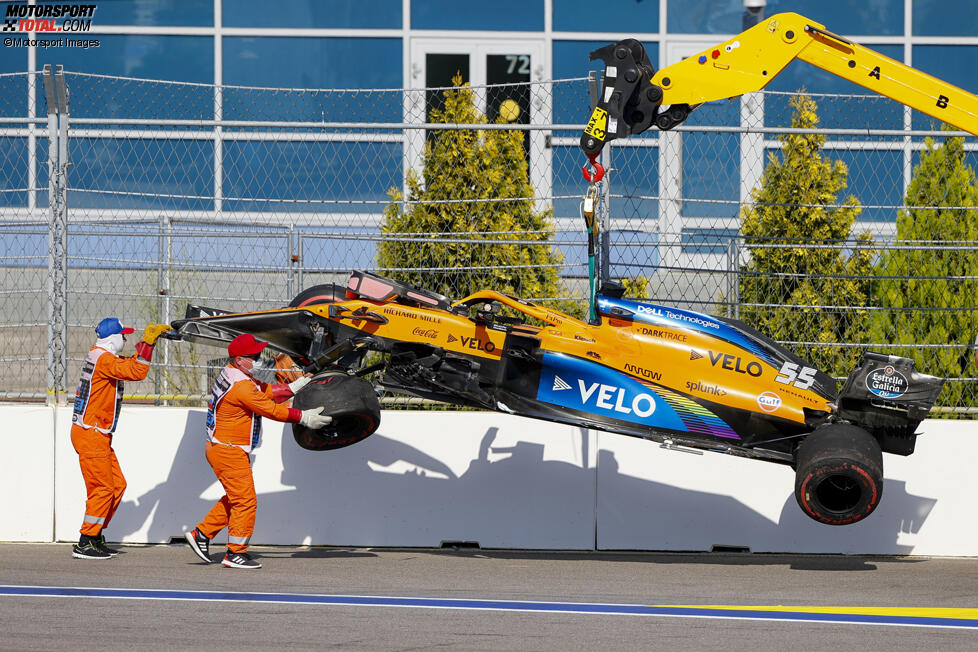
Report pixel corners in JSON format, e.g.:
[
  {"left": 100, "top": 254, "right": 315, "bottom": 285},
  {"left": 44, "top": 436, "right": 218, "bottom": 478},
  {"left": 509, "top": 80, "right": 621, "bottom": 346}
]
[{"left": 836, "top": 352, "right": 945, "bottom": 455}]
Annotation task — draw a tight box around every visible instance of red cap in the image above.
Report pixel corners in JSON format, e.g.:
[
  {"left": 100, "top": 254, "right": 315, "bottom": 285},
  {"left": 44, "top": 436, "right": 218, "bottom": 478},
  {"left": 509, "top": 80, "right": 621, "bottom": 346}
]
[{"left": 228, "top": 333, "right": 268, "bottom": 358}]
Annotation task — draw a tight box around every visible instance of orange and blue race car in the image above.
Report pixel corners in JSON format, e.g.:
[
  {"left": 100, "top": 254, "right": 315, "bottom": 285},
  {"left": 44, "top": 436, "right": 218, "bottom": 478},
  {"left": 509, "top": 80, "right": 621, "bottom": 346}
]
[{"left": 166, "top": 269, "right": 943, "bottom": 527}]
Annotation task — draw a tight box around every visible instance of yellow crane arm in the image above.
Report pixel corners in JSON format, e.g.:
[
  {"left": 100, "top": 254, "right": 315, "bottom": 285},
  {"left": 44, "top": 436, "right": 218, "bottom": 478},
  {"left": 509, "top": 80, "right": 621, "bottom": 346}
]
[{"left": 580, "top": 12, "right": 978, "bottom": 158}]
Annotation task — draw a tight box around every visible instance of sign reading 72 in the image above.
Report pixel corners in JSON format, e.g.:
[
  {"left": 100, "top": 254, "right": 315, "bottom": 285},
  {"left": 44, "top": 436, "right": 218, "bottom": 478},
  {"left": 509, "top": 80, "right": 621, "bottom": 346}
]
[{"left": 774, "top": 361, "right": 818, "bottom": 390}]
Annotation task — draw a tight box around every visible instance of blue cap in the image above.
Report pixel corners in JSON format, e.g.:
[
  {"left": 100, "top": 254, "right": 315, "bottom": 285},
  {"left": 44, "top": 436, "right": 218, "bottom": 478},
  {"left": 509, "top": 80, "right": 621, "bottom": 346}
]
[{"left": 95, "top": 317, "right": 135, "bottom": 338}]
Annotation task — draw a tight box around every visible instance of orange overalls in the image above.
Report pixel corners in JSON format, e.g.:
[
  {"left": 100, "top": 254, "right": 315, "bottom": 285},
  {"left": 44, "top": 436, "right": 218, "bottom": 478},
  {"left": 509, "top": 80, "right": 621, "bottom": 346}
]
[
  {"left": 70, "top": 346, "right": 149, "bottom": 538},
  {"left": 195, "top": 366, "right": 300, "bottom": 553}
]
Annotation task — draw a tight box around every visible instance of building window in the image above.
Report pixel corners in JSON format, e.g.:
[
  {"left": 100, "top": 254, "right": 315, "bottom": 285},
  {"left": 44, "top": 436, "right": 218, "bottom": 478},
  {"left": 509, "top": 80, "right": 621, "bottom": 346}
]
[
  {"left": 223, "top": 141, "right": 401, "bottom": 214},
  {"left": 224, "top": 37, "right": 402, "bottom": 90},
  {"left": 223, "top": 0, "right": 401, "bottom": 29},
  {"left": 69, "top": 139, "right": 214, "bottom": 210},
  {"left": 411, "top": 0, "right": 543, "bottom": 31},
  {"left": 94, "top": 0, "right": 213, "bottom": 26},
  {"left": 669, "top": 0, "right": 902, "bottom": 36},
  {"left": 912, "top": 46, "right": 978, "bottom": 130},
  {"left": 37, "top": 35, "right": 214, "bottom": 82},
  {"left": 553, "top": 0, "right": 658, "bottom": 33},
  {"left": 913, "top": 0, "right": 978, "bottom": 36}
]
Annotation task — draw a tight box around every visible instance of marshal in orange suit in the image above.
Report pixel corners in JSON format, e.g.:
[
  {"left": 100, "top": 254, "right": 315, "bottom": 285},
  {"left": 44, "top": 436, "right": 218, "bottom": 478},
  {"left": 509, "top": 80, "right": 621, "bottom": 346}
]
[
  {"left": 183, "top": 333, "right": 331, "bottom": 569},
  {"left": 70, "top": 317, "right": 171, "bottom": 560}
]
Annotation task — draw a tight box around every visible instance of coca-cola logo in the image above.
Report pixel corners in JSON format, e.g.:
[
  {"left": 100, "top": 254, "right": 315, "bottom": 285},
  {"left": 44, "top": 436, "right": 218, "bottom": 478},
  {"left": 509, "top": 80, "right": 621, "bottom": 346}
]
[{"left": 412, "top": 327, "right": 438, "bottom": 339}]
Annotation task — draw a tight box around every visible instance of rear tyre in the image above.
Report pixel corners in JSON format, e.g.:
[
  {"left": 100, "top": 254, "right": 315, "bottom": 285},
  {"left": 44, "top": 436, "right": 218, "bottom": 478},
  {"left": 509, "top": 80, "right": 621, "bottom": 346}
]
[
  {"left": 288, "top": 283, "right": 346, "bottom": 308},
  {"left": 794, "top": 423, "right": 883, "bottom": 526},
  {"left": 291, "top": 370, "right": 381, "bottom": 451}
]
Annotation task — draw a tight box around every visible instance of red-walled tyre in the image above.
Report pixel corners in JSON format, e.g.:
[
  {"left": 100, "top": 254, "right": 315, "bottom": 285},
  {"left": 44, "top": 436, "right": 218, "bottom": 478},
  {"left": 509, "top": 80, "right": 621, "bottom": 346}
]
[
  {"left": 288, "top": 283, "right": 346, "bottom": 308},
  {"left": 794, "top": 423, "right": 883, "bottom": 525},
  {"left": 291, "top": 370, "right": 381, "bottom": 451}
]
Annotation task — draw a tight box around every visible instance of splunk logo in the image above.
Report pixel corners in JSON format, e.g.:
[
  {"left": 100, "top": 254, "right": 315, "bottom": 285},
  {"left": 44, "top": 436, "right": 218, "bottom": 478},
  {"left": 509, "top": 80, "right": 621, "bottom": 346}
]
[{"left": 552, "top": 375, "right": 656, "bottom": 418}]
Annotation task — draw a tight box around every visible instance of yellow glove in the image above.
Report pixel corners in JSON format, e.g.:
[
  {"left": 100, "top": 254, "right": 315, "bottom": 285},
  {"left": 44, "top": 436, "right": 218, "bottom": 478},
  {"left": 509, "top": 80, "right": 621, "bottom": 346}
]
[{"left": 141, "top": 323, "right": 173, "bottom": 346}]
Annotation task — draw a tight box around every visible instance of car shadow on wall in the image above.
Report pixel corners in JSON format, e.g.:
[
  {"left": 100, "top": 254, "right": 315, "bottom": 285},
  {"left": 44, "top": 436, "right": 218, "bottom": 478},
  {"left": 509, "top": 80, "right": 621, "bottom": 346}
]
[
  {"left": 595, "top": 450, "right": 937, "bottom": 556},
  {"left": 111, "top": 416, "right": 939, "bottom": 557}
]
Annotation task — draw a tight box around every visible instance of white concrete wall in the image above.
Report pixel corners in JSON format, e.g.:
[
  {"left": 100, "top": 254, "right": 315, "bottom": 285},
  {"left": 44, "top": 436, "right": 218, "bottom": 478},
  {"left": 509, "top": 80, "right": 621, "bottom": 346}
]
[
  {"left": 3, "top": 405, "right": 974, "bottom": 555},
  {"left": 0, "top": 406, "right": 55, "bottom": 542}
]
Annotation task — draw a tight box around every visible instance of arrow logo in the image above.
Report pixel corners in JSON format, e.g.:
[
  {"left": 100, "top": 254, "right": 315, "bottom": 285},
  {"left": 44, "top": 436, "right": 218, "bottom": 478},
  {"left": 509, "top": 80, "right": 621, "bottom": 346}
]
[
  {"left": 690, "top": 350, "right": 703, "bottom": 360},
  {"left": 447, "top": 334, "right": 458, "bottom": 343},
  {"left": 552, "top": 375, "right": 571, "bottom": 391}
]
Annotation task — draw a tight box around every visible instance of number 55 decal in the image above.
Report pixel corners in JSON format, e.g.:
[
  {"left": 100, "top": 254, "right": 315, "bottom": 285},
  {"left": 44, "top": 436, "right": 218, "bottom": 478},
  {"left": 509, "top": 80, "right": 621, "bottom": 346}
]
[{"left": 775, "top": 361, "right": 817, "bottom": 390}]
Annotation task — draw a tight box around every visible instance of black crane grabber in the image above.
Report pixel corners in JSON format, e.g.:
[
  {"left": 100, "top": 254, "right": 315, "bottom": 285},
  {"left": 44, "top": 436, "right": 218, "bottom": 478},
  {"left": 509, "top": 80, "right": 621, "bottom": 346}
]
[{"left": 580, "top": 39, "right": 688, "bottom": 163}]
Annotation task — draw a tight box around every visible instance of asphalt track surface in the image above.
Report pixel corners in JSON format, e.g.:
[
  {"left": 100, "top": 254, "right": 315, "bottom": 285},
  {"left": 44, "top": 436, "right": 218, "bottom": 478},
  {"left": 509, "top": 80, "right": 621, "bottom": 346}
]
[{"left": 2, "top": 544, "right": 978, "bottom": 651}]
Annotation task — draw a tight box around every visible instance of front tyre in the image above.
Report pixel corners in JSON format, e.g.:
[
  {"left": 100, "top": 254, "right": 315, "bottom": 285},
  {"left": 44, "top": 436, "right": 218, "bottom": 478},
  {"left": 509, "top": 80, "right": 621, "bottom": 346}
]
[
  {"left": 794, "top": 423, "right": 883, "bottom": 526},
  {"left": 291, "top": 370, "right": 381, "bottom": 451},
  {"left": 288, "top": 283, "right": 345, "bottom": 308}
]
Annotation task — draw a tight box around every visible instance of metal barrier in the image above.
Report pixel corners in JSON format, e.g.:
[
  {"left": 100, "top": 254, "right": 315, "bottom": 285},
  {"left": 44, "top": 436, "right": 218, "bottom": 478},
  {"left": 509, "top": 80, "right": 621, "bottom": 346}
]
[{"left": 0, "top": 68, "right": 975, "bottom": 410}]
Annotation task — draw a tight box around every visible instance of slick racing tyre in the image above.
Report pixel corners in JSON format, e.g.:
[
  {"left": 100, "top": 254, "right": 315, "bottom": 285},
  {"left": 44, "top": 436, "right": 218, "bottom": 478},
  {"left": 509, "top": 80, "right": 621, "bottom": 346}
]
[
  {"left": 291, "top": 370, "right": 381, "bottom": 451},
  {"left": 794, "top": 423, "right": 883, "bottom": 526},
  {"left": 288, "top": 283, "right": 346, "bottom": 308}
]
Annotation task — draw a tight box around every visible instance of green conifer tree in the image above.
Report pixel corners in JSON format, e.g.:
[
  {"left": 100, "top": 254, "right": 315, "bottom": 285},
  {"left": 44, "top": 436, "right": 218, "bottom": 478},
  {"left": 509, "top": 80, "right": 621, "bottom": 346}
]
[
  {"left": 738, "top": 93, "right": 873, "bottom": 375},
  {"left": 870, "top": 130, "right": 978, "bottom": 407},
  {"left": 377, "top": 75, "right": 563, "bottom": 303}
]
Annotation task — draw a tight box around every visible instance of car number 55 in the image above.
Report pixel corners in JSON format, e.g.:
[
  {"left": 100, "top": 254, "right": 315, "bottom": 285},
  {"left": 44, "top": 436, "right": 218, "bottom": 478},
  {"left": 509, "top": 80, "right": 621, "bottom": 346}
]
[{"left": 775, "top": 361, "right": 817, "bottom": 390}]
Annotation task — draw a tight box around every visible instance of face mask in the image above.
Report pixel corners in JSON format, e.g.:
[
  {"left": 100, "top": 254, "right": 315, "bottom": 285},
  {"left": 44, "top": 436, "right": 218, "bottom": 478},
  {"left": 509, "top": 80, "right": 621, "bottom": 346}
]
[
  {"left": 97, "top": 333, "right": 125, "bottom": 355},
  {"left": 242, "top": 356, "right": 277, "bottom": 383}
]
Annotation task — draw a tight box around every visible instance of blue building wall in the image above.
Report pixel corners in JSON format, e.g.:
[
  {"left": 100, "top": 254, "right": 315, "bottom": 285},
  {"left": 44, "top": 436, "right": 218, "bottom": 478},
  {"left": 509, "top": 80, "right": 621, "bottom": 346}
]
[{"left": 2, "top": 0, "right": 977, "bottom": 277}]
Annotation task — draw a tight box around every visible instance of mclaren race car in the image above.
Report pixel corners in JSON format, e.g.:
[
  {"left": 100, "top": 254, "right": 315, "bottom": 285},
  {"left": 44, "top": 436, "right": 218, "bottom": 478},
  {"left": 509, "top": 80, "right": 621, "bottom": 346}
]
[{"left": 167, "top": 270, "right": 944, "bottom": 526}]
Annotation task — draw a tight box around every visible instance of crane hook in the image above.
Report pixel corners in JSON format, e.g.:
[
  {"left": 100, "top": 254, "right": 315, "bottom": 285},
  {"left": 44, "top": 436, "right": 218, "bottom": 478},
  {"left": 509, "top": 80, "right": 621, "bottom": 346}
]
[{"left": 582, "top": 153, "right": 605, "bottom": 183}]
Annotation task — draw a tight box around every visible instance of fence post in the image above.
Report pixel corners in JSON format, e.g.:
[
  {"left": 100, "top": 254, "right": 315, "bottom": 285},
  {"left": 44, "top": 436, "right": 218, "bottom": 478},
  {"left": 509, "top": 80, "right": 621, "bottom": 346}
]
[
  {"left": 659, "top": 129, "right": 682, "bottom": 271},
  {"left": 287, "top": 223, "right": 295, "bottom": 300},
  {"left": 156, "top": 214, "right": 169, "bottom": 402},
  {"left": 599, "top": 144, "right": 611, "bottom": 285},
  {"left": 296, "top": 231, "right": 304, "bottom": 294},
  {"left": 727, "top": 237, "right": 740, "bottom": 319},
  {"left": 42, "top": 65, "right": 69, "bottom": 405},
  {"left": 164, "top": 214, "right": 172, "bottom": 402},
  {"left": 55, "top": 67, "right": 70, "bottom": 403},
  {"left": 587, "top": 71, "right": 613, "bottom": 288},
  {"left": 739, "top": 91, "right": 764, "bottom": 208}
]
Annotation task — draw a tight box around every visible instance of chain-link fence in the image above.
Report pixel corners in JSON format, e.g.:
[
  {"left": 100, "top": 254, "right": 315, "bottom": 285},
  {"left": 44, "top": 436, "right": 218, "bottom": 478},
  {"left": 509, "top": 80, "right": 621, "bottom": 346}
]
[{"left": 1, "top": 68, "right": 975, "bottom": 411}]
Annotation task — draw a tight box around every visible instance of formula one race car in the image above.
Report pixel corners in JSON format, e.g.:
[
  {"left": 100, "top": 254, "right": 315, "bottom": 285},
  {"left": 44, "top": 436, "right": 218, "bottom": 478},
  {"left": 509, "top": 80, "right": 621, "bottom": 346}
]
[{"left": 167, "top": 270, "right": 944, "bottom": 526}]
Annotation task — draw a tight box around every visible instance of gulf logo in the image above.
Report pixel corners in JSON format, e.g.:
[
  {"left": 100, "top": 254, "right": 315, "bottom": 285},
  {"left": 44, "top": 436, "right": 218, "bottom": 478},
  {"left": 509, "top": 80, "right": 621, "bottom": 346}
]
[{"left": 757, "top": 391, "right": 782, "bottom": 413}]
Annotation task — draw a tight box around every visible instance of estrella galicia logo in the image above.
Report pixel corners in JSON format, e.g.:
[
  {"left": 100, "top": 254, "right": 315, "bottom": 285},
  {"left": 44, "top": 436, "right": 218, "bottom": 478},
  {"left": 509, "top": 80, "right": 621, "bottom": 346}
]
[
  {"left": 537, "top": 352, "right": 686, "bottom": 431},
  {"left": 865, "top": 365, "right": 908, "bottom": 399}
]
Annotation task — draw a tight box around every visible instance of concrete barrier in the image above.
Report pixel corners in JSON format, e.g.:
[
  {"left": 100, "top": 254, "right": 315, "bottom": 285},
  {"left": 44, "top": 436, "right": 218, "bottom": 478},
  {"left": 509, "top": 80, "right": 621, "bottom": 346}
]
[{"left": 3, "top": 405, "right": 974, "bottom": 555}]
